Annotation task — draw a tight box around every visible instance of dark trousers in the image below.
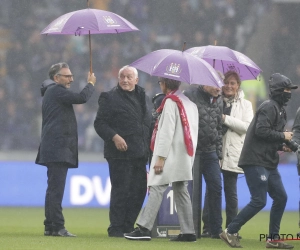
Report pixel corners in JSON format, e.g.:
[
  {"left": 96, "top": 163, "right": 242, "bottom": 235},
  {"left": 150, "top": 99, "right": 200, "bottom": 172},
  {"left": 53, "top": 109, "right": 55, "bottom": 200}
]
[
  {"left": 44, "top": 163, "right": 68, "bottom": 231},
  {"left": 192, "top": 151, "right": 222, "bottom": 237},
  {"left": 202, "top": 170, "right": 238, "bottom": 232},
  {"left": 227, "top": 166, "right": 287, "bottom": 237},
  {"left": 107, "top": 158, "right": 147, "bottom": 235}
]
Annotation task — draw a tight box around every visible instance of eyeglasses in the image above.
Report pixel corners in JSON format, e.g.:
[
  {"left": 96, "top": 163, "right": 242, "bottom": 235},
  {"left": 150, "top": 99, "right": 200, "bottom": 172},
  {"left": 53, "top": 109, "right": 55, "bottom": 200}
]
[{"left": 57, "top": 74, "right": 74, "bottom": 79}]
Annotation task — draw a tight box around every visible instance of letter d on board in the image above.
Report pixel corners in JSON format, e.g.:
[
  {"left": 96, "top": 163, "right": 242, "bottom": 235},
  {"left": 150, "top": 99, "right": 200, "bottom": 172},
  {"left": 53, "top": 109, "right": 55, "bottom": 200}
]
[{"left": 70, "top": 175, "right": 94, "bottom": 205}]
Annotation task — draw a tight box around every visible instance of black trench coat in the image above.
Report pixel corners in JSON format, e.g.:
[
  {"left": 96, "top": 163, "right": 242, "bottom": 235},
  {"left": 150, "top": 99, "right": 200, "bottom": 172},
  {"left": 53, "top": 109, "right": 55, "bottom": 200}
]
[{"left": 36, "top": 83, "right": 95, "bottom": 168}]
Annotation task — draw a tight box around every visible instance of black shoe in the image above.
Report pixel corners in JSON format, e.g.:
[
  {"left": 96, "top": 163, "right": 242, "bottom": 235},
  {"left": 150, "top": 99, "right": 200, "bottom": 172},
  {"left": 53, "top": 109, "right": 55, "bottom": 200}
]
[
  {"left": 52, "top": 228, "right": 76, "bottom": 237},
  {"left": 201, "top": 231, "right": 211, "bottom": 238},
  {"left": 170, "top": 234, "right": 196, "bottom": 242},
  {"left": 124, "top": 227, "right": 151, "bottom": 241},
  {"left": 108, "top": 231, "right": 124, "bottom": 237},
  {"left": 44, "top": 230, "right": 52, "bottom": 236}
]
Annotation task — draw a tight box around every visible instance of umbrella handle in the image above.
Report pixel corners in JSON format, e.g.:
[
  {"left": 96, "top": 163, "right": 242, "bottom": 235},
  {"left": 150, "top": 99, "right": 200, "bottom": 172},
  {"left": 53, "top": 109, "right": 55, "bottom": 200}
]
[
  {"left": 89, "top": 30, "right": 92, "bottom": 73},
  {"left": 182, "top": 41, "right": 186, "bottom": 52},
  {"left": 87, "top": 0, "right": 90, "bottom": 8}
]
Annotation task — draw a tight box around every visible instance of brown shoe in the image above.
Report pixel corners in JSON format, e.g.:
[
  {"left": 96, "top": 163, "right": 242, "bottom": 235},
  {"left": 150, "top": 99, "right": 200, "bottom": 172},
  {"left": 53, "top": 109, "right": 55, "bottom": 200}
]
[{"left": 219, "top": 229, "right": 242, "bottom": 248}]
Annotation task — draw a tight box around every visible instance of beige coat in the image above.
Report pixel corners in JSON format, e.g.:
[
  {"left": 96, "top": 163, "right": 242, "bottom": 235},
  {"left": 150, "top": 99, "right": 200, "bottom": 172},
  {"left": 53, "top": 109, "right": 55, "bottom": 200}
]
[
  {"left": 148, "top": 91, "right": 199, "bottom": 186},
  {"left": 221, "top": 90, "right": 253, "bottom": 173}
]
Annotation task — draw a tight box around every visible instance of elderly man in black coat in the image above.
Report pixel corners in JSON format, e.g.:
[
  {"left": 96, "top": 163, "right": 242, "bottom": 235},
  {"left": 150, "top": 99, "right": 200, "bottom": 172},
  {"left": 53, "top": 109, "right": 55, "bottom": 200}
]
[
  {"left": 36, "top": 62, "right": 96, "bottom": 237},
  {"left": 94, "top": 65, "right": 151, "bottom": 237}
]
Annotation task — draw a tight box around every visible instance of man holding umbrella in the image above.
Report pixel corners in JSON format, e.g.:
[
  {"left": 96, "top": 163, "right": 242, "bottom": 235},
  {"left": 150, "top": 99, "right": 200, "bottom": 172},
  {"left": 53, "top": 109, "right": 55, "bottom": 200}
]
[
  {"left": 124, "top": 77, "right": 199, "bottom": 241},
  {"left": 36, "top": 62, "right": 96, "bottom": 237}
]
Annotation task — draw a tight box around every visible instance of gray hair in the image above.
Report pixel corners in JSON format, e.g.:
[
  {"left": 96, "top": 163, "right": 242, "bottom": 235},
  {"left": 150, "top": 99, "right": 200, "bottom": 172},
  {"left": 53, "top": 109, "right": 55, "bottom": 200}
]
[
  {"left": 118, "top": 65, "right": 138, "bottom": 78},
  {"left": 48, "top": 62, "right": 69, "bottom": 80}
]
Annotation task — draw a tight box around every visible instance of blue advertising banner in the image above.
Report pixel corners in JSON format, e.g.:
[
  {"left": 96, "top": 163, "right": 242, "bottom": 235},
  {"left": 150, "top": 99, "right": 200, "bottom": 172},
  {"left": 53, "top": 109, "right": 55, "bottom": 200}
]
[
  {"left": 0, "top": 161, "right": 111, "bottom": 207},
  {"left": 0, "top": 161, "right": 298, "bottom": 211}
]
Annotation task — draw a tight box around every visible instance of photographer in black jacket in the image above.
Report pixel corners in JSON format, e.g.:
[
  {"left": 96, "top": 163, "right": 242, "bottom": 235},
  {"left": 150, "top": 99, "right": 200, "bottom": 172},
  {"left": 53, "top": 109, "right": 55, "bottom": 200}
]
[
  {"left": 292, "top": 108, "right": 300, "bottom": 175},
  {"left": 94, "top": 65, "right": 151, "bottom": 237},
  {"left": 220, "top": 73, "right": 297, "bottom": 249},
  {"left": 291, "top": 108, "right": 300, "bottom": 237}
]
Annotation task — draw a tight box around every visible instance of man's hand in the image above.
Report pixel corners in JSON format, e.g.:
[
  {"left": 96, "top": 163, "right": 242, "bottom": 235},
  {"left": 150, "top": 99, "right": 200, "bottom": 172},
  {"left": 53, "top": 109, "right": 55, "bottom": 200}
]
[
  {"left": 153, "top": 157, "right": 165, "bottom": 175},
  {"left": 87, "top": 72, "right": 96, "bottom": 86},
  {"left": 112, "top": 134, "right": 127, "bottom": 151},
  {"left": 284, "top": 131, "right": 293, "bottom": 141}
]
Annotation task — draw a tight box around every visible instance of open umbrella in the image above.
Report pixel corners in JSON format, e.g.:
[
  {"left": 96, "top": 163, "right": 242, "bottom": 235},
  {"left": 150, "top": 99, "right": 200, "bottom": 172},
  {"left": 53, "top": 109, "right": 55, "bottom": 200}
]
[
  {"left": 130, "top": 48, "right": 223, "bottom": 88},
  {"left": 41, "top": 0, "right": 139, "bottom": 72},
  {"left": 186, "top": 45, "right": 262, "bottom": 81}
]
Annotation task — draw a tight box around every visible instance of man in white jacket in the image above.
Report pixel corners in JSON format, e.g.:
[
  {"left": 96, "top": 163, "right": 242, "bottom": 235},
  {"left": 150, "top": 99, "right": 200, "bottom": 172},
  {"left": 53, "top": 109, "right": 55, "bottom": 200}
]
[{"left": 124, "top": 77, "right": 199, "bottom": 242}]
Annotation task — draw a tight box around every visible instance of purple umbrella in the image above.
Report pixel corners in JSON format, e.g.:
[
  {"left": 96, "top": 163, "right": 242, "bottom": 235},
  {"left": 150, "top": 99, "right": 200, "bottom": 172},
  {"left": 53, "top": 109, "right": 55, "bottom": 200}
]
[
  {"left": 130, "top": 49, "right": 223, "bottom": 88},
  {"left": 41, "top": 1, "right": 139, "bottom": 72},
  {"left": 186, "top": 45, "right": 262, "bottom": 81}
]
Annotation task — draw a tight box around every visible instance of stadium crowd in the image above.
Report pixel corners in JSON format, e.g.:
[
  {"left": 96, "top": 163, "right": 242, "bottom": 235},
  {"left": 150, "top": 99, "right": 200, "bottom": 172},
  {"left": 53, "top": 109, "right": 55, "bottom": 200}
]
[{"left": 0, "top": 0, "right": 274, "bottom": 152}]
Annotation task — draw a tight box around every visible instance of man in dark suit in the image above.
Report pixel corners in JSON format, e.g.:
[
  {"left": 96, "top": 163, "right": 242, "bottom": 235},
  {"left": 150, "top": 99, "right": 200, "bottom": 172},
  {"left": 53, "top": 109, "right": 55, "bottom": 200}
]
[
  {"left": 94, "top": 65, "right": 151, "bottom": 237},
  {"left": 36, "top": 62, "right": 96, "bottom": 237}
]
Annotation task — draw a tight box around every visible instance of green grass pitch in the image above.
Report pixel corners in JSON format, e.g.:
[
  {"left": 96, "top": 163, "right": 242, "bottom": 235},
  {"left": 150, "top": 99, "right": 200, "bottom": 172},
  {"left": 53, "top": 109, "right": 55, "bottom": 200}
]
[{"left": 0, "top": 207, "right": 299, "bottom": 249}]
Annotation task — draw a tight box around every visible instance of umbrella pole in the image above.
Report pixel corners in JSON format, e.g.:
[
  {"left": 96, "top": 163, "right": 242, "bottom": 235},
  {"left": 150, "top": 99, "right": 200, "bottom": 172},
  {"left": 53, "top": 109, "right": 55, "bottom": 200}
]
[
  {"left": 182, "top": 41, "right": 186, "bottom": 52},
  {"left": 89, "top": 30, "right": 92, "bottom": 73}
]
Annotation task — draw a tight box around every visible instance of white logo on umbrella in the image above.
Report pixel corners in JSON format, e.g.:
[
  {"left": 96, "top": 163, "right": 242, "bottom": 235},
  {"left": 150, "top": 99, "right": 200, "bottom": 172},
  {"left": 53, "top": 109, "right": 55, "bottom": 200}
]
[
  {"left": 103, "top": 16, "right": 120, "bottom": 27},
  {"left": 166, "top": 63, "right": 181, "bottom": 75},
  {"left": 103, "top": 16, "right": 116, "bottom": 24}
]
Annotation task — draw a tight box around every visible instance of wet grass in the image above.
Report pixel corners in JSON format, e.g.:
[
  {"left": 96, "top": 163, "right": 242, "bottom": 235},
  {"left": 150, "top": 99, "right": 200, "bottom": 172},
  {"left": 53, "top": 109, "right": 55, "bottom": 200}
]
[{"left": 0, "top": 207, "right": 299, "bottom": 250}]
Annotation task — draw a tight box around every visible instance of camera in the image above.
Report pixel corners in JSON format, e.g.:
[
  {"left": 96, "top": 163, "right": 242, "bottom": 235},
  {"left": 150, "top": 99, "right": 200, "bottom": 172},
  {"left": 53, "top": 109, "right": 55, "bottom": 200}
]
[{"left": 286, "top": 139, "right": 299, "bottom": 152}]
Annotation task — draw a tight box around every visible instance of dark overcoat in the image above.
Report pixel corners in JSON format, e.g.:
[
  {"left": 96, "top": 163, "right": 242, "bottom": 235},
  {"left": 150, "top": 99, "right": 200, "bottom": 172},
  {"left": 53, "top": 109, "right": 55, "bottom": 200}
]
[
  {"left": 238, "top": 99, "right": 286, "bottom": 170},
  {"left": 94, "top": 84, "right": 151, "bottom": 160},
  {"left": 36, "top": 83, "right": 95, "bottom": 168},
  {"left": 184, "top": 85, "right": 223, "bottom": 159}
]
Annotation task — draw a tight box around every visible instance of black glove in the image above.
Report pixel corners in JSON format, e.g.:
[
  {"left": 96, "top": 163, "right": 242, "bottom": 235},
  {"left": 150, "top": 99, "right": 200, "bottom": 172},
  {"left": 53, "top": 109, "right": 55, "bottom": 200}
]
[{"left": 286, "top": 140, "right": 299, "bottom": 152}]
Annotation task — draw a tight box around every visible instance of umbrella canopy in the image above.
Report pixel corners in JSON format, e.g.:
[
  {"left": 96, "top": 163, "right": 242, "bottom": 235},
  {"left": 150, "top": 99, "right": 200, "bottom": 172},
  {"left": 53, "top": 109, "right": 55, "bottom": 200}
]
[
  {"left": 130, "top": 49, "right": 223, "bottom": 88},
  {"left": 186, "top": 45, "right": 262, "bottom": 81},
  {"left": 41, "top": 8, "right": 139, "bottom": 35},
  {"left": 41, "top": 8, "right": 139, "bottom": 72}
]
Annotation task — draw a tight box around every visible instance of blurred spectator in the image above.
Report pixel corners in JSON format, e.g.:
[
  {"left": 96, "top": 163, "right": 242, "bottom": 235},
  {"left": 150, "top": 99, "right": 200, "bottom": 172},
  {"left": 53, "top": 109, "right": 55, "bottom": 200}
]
[
  {"left": 271, "top": 26, "right": 294, "bottom": 73},
  {"left": 240, "top": 77, "right": 267, "bottom": 112},
  {"left": 74, "top": 105, "right": 95, "bottom": 151}
]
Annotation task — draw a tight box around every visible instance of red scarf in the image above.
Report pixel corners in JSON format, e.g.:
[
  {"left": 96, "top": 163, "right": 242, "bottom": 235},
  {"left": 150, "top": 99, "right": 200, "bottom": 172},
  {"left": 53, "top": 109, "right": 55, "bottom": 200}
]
[{"left": 150, "top": 90, "right": 194, "bottom": 156}]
